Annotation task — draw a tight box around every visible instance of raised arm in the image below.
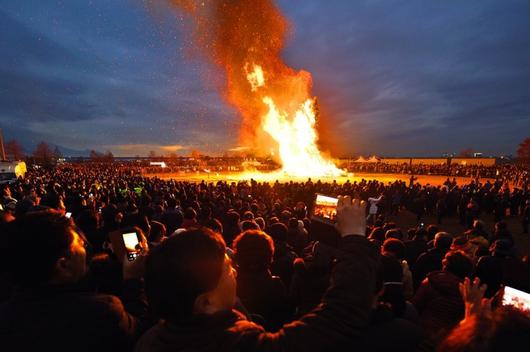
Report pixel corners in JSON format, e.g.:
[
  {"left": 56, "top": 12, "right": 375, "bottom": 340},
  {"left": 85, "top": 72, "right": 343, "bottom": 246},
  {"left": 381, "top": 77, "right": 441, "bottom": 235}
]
[{"left": 244, "top": 196, "right": 379, "bottom": 351}]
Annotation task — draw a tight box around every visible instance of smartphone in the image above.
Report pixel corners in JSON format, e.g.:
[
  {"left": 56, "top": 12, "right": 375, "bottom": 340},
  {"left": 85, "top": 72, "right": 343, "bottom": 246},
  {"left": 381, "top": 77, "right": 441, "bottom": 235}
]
[
  {"left": 311, "top": 194, "right": 339, "bottom": 225},
  {"left": 122, "top": 232, "right": 140, "bottom": 261},
  {"left": 65, "top": 212, "right": 72, "bottom": 219},
  {"left": 502, "top": 286, "right": 530, "bottom": 314}
]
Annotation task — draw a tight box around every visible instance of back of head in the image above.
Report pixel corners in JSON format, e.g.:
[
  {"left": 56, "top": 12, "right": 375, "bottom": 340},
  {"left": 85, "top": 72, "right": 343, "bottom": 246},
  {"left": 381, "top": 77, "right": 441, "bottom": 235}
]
[
  {"left": 75, "top": 208, "right": 99, "bottom": 234},
  {"left": 184, "top": 207, "right": 197, "bottom": 221},
  {"left": 442, "top": 250, "right": 474, "bottom": 279},
  {"left": 122, "top": 213, "right": 150, "bottom": 236},
  {"left": 382, "top": 238, "right": 406, "bottom": 260},
  {"left": 439, "top": 307, "right": 530, "bottom": 351},
  {"left": 427, "top": 225, "right": 439, "bottom": 240},
  {"left": 242, "top": 210, "right": 254, "bottom": 221},
  {"left": 490, "top": 239, "right": 513, "bottom": 257},
  {"left": 268, "top": 222, "right": 288, "bottom": 243},
  {"left": 240, "top": 220, "right": 259, "bottom": 232},
  {"left": 434, "top": 232, "right": 453, "bottom": 252},
  {"left": 203, "top": 218, "right": 223, "bottom": 235},
  {"left": 149, "top": 220, "right": 167, "bottom": 243},
  {"left": 385, "top": 228, "right": 403, "bottom": 240},
  {"left": 288, "top": 217, "right": 299, "bottom": 229},
  {"left": 167, "top": 197, "right": 177, "bottom": 208},
  {"left": 369, "top": 227, "right": 386, "bottom": 243},
  {"left": 414, "top": 228, "right": 428, "bottom": 241},
  {"left": 254, "top": 217, "right": 265, "bottom": 231},
  {"left": 225, "top": 211, "right": 240, "bottom": 226},
  {"left": 6, "top": 210, "right": 74, "bottom": 287},
  {"left": 145, "top": 227, "right": 226, "bottom": 321},
  {"left": 233, "top": 230, "right": 274, "bottom": 274},
  {"left": 39, "top": 192, "right": 64, "bottom": 211}
]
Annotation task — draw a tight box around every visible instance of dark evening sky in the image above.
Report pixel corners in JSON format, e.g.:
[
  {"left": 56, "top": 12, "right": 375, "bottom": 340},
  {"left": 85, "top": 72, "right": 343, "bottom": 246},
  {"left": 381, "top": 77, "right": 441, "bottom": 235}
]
[{"left": 1, "top": 0, "right": 529, "bottom": 157}]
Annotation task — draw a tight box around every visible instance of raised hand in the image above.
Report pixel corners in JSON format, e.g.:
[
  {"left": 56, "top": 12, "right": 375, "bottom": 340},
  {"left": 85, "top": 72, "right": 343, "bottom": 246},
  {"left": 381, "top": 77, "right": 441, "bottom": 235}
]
[
  {"left": 459, "top": 277, "right": 492, "bottom": 320},
  {"left": 335, "top": 195, "right": 367, "bottom": 238}
]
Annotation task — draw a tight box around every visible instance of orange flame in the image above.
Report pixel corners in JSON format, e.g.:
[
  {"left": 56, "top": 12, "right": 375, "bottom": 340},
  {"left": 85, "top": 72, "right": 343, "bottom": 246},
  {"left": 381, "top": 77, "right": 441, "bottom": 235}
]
[{"left": 169, "top": 0, "right": 343, "bottom": 177}]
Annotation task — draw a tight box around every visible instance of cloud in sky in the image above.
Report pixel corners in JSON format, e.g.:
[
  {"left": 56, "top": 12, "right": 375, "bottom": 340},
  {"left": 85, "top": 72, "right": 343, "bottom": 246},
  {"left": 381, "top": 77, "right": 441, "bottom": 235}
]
[
  {"left": 1, "top": 0, "right": 529, "bottom": 156},
  {"left": 102, "top": 143, "right": 188, "bottom": 157}
]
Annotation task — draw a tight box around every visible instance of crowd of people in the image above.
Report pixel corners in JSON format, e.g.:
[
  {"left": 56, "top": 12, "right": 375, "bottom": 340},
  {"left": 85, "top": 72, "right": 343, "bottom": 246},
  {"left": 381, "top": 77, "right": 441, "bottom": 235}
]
[
  {"left": 138, "top": 158, "right": 530, "bottom": 188},
  {"left": 342, "top": 162, "right": 529, "bottom": 185},
  {"left": 1, "top": 162, "right": 530, "bottom": 351}
]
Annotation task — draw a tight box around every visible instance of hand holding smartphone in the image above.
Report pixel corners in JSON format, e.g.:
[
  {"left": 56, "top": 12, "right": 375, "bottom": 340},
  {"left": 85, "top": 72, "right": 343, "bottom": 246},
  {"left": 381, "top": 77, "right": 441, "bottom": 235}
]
[
  {"left": 311, "top": 193, "right": 366, "bottom": 237},
  {"left": 109, "top": 227, "right": 144, "bottom": 262},
  {"left": 311, "top": 194, "right": 339, "bottom": 225},
  {"left": 122, "top": 232, "right": 140, "bottom": 261}
]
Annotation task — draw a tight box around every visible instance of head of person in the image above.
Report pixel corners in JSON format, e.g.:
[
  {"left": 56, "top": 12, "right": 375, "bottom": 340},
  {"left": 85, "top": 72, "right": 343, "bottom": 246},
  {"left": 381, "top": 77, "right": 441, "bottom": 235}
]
[
  {"left": 240, "top": 220, "right": 260, "bottom": 232},
  {"left": 254, "top": 217, "right": 265, "bottom": 231},
  {"left": 368, "top": 227, "right": 386, "bottom": 243},
  {"left": 204, "top": 218, "right": 223, "bottom": 235},
  {"left": 242, "top": 210, "right": 254, "bottom": 221},
  {"left": 472, "top": 219, "right": 485, "bottom": 232},
  {"left": 427, "top": 224, "right": 439, "bottom": 241},
  {"left": 39, "top": 191, "right": 65, "bottom": 212},
  {"left": 451, "top": 236, "right": 472, "bottom": 254},
  {"left": 442, "top": 250, "right": 474, "bottom": 279},
  {"left": 434, "top": 232, "right": 453, "bottom": 252},
  {"left": 233, "top": 230, "right": 274, "bottom": 275},
  {"left": 382, "top": 238, "right": 406, "bottom": 260},
  {"left": 267, "top": 222, "right": 288, "bottom": 244},
  {"left": 385, "top": 228, "right": 403, "bottom": 240},
  {"left": 439, "top": 307, "right": 530, "bottom": 351},
  {"left": 6, "top": 210, "right": 87, "bottom": 288},
  {"left": 287, "top": 217, "right": 299, "bottom": 230},
  {"left": 122, "top": 213, "right": 151, "bottom": 238},
  {"left": 184, "top": 207, "right": 197, "bottom": 222},
  {"left": 225, "top": 211, "right": 240, "bottom": 227},
  {"left": 75, "top": 208, "right": 100, "bottom": 235},
  {"left": 414, "top": 227, "right": 429, "bottom": 241},
  {"left": 490, "top": 239, "right": 513, "bottom": 258},
  {"left": 145, "top": 227, "right": 236, "bottom": 321},
  {"left": 494, "top": 221, "right": 509, "bottom": 236},
  {"left": 149, "top": 220, "right": 167, "bottom": 244}
]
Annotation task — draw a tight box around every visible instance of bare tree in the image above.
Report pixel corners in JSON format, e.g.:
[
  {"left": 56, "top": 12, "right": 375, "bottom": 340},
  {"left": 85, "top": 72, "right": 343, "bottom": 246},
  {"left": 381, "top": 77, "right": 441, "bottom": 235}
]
[
  {"left": 104, "top": 150, "right": 114, "bottom": 162},
  {"left": 33, "top": 141, "right": 55, "bottom": 166},
  {"left": 53, "top": 146, "right": 63, "bottom": 159},
  {"left": 5, "top": 139, "right": 25, "bottom": 160},
  {"left": 517, "top": 137, "right": 530, "bottom": 164},
  {"left": 458, "top": 148, "right": 473, "bottom": 157}
]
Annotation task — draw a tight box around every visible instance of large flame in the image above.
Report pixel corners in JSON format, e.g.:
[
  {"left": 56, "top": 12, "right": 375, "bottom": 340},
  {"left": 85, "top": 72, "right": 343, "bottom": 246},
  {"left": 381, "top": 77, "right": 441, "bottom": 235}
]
[
  {"left": 245, "top": 64, "right": 342, "bottom": 176},
  {"left": 168, "top": 0, "right": 343, "bottom": 177}
]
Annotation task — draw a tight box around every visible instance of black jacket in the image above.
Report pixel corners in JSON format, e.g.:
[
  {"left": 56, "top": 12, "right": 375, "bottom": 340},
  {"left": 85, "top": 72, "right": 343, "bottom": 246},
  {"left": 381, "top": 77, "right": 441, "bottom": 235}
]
[
  {"left": 412, "top": 248, "right": 446, "bottom": 290},
  {"left": 136, "top": 235, "right": 379, "bottom": 352},
  {"left": 0, "top": 279, "right": 148, "bottom": 352}
]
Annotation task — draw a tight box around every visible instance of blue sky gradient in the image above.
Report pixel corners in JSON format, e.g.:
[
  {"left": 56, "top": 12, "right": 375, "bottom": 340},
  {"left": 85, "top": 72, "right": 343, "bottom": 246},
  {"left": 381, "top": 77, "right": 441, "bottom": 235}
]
[{"left": 1, "top": 0, "right": 529, "bottom": 156}]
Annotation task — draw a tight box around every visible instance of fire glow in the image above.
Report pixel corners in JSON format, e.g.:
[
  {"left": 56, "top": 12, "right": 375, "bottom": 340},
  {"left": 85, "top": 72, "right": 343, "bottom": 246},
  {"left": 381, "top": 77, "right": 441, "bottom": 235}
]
[
  {"left": 170, "top": 0, "right": 344, "bottom": 177},
  {"left": 245, "top": 64, "right": 342, "bottom": 177}
]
